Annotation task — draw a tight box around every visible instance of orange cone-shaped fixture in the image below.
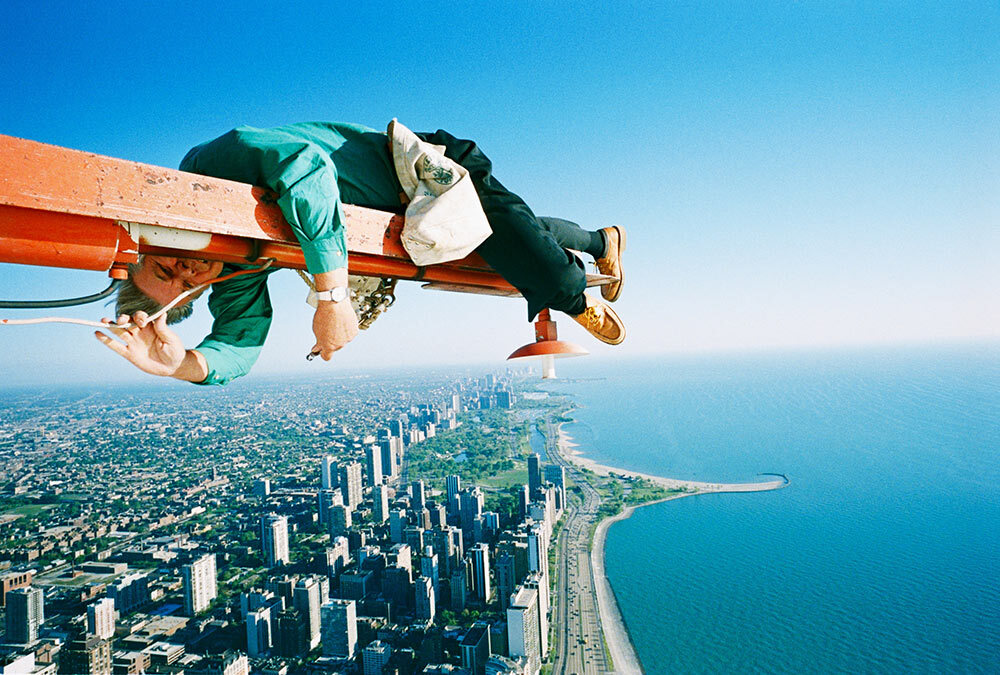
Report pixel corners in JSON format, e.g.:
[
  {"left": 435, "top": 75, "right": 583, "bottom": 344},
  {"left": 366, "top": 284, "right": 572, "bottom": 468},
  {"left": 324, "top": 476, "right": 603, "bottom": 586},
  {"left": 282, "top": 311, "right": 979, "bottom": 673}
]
[{"left": 507, "top": 309, "right": 587, "bottom": 378}]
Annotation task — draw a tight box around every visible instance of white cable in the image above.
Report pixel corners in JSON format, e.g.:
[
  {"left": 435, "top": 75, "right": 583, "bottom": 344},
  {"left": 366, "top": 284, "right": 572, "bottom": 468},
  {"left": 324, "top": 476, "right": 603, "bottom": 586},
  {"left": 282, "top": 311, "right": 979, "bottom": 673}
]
[{"left": 0, "top": 259, "right": 274, "bottom": 329}]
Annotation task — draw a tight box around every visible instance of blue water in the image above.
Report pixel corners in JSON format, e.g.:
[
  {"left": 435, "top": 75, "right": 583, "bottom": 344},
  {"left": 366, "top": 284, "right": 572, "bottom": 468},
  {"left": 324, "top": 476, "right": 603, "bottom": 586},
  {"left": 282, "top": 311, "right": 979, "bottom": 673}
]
[{"left": 545, "top": 345, "right": 1000, "bottom": 674}]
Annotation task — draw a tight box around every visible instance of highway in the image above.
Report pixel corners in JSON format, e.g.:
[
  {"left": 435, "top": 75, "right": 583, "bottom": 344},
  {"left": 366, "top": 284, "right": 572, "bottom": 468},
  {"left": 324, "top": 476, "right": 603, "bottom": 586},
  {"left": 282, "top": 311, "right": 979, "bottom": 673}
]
[{"left": 545, "top": 417, "right": 613, "bottom": 675}]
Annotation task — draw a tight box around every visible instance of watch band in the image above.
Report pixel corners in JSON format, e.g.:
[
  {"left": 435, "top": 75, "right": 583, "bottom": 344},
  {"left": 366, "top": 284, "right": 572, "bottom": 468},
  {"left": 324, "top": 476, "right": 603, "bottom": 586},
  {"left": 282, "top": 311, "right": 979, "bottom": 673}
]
[{"left": 314, "top": 286, "right": 349, "bottom": 303}]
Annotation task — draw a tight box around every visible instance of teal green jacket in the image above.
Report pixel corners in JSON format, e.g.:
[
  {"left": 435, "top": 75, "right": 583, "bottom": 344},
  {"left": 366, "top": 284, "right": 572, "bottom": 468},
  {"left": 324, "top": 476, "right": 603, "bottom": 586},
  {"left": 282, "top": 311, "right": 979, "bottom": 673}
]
[{"left": 178, "top": 122, "right": 403, "bottom": 385}]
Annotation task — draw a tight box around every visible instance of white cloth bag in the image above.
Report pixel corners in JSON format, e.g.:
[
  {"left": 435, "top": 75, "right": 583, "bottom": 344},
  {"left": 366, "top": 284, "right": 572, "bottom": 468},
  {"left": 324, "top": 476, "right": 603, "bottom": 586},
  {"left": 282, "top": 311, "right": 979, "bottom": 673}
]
[{"left": 388, "top": 119, "right": 492, "bottom": 266}]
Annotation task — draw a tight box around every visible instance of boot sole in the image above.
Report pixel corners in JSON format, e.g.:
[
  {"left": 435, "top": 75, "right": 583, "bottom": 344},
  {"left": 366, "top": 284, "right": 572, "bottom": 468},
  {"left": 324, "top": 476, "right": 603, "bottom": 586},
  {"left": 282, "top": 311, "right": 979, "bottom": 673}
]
[{"left": 601, "top": 225, "right": 625, "bottom": 303}]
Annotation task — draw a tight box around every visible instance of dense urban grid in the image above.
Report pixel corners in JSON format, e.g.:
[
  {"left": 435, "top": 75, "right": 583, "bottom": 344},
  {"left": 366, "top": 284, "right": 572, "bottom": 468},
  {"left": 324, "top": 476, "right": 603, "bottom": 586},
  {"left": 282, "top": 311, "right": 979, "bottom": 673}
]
[{"left": 0, "top": 369, "right": 653, "bottom": 675}]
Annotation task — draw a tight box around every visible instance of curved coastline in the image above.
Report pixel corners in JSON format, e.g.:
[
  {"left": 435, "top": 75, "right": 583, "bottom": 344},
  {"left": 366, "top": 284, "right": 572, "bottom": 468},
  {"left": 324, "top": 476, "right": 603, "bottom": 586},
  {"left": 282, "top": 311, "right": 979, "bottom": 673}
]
[{"left": 556, "top": 423, "right": 788, "bottom": 674}]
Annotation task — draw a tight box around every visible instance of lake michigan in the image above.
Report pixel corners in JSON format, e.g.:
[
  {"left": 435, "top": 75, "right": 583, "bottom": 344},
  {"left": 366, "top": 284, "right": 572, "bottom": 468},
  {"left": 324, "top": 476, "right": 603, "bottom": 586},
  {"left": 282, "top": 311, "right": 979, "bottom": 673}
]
[{"left": 544, "top": 344, "right": 1000, "bottom": 673}]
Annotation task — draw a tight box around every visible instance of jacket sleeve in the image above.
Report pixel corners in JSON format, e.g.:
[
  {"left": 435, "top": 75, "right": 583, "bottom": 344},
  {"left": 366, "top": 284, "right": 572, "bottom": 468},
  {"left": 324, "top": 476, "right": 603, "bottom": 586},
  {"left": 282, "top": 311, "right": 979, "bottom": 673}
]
[
  {"left": 180, "top": 127, "right": 348, "bottom": 274},
  {"left": 192, "top": 268, "right": 274, "bottom": 386}
]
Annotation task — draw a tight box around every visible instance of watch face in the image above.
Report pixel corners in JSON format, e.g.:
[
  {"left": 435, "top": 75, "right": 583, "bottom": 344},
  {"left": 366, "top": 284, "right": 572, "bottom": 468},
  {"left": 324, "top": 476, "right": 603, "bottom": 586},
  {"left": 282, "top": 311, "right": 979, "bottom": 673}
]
[{"left": 331, "top": 286, "right": 348, "bottom": 302}]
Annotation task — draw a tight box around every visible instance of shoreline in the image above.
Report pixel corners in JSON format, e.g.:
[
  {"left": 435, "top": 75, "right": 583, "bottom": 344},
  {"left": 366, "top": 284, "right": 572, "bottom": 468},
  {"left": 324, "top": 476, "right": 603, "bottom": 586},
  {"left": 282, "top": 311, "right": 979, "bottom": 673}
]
[{"left": 555, "top": 424, "right": 788, "bottom": 674}]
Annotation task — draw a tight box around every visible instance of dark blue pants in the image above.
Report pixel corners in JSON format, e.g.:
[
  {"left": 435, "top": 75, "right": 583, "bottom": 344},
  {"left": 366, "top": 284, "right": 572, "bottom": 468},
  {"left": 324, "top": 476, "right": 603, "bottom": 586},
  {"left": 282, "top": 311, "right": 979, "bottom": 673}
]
[{"left": 417, "top": 130, "right": 590, "bottom": 320}]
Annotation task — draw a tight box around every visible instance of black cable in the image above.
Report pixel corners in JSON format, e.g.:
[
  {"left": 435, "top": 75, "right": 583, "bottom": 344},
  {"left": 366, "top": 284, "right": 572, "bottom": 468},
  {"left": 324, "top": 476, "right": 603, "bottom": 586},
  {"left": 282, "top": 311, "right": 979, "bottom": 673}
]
[{"left": 0, "top": 279, "right": 123, "bottom": 309}]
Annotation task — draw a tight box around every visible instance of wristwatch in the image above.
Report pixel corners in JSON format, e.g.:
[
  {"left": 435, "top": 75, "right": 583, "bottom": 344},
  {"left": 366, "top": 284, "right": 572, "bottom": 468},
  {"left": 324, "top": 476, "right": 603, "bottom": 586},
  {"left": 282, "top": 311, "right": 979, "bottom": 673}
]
[
  {"left": 307, "top": 286, "right": 349, "bottom": 306},
  {"left": 315, "top": 286, "right": 348, "bottom": 302}
]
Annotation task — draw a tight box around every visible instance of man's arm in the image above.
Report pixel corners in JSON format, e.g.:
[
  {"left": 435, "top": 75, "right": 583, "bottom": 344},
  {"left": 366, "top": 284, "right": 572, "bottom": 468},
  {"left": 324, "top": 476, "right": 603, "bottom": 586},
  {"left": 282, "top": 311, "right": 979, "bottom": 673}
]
[{"left": 181, "top": 127, "right": 358, "bottom": 361}]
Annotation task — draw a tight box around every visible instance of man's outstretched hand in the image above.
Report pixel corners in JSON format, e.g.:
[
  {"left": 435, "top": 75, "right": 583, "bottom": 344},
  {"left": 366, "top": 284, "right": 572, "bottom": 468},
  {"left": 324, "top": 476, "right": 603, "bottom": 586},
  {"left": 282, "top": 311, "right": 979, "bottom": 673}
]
[
  {"left": 311, "top": 298, "right": 359, "bottom": 361},
  {"left": 95, "top": 312, "right": 186, "bottom": 376}
]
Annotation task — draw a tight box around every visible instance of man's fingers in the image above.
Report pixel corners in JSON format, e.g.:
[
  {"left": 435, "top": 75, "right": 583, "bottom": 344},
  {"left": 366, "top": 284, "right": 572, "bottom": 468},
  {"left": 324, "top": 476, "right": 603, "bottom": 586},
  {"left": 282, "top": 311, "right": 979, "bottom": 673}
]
[
  {"left": 134, "top": 311, "right": 150, "bottom": 328},
  {"left": 94, "top": 331, "right": 129, "bottom": 358}
]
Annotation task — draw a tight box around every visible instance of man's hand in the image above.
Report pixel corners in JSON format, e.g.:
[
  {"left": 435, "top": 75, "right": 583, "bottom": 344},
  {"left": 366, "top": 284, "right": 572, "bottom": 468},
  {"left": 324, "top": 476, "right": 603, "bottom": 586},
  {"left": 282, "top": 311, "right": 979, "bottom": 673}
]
[
  {"left": 94, "top": 311, "right": 187, "bottom": 377},
  {"left": 311, "top": 299, "right": 359, "bottom": 360}
]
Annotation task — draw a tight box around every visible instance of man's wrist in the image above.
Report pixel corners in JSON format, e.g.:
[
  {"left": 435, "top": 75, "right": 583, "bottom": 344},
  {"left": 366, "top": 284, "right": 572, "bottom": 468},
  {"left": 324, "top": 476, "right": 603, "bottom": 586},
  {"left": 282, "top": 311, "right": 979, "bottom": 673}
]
[
  {"left": 171, "top": 350, "right": 210, "bottom": 383},
  {"left": 313, "top": 268, "right": 348, "bottom": 292}
]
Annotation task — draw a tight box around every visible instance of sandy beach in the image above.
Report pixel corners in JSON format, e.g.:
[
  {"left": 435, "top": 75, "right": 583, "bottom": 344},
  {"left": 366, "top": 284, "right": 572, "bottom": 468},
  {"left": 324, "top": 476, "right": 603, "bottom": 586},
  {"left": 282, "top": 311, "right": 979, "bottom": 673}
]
[{"left": 555, "top": 425, "right": 787, "bottom": 674}]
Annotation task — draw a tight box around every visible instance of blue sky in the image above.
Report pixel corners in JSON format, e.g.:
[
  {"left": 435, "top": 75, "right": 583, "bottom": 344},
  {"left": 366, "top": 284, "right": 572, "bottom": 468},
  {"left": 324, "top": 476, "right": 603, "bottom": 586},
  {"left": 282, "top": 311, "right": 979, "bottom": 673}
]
[{"left": 1, "top": 1, "right": 997, "bottom": 385}]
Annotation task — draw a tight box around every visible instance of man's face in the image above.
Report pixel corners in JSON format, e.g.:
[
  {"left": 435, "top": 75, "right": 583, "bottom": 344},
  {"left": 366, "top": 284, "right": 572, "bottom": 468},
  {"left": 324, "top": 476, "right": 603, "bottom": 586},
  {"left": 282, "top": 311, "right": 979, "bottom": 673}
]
[{"left": 131, "top": 256, "right": 224, "bottom": 307}]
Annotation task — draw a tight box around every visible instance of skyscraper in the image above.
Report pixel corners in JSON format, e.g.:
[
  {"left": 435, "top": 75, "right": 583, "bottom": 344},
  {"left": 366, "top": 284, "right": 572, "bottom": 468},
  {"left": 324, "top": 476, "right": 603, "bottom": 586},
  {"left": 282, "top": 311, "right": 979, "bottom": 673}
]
[
  {"left": 414, "top": 575, "right": 435, "bottom": 622},
  {"left": 319, "top": 455, "right": 337, "bottom": 490},
  {"left": 362, "top": 640, "right": 392, "bottom": 675},
  {"left": 544, "top": 464, "right": 566, "bottom": 511},
  {"left": 389, "top": 509, "right": 406, "bottom": 543},
  {"left": 87, "top": 597, "right": 115, "bottom": 640},
  {"left": 318, "top": 489, "right": 343, "bottom": 526},
  {"left": 339, "top": 461, "right": 363, "bottom": 510},
  {"left": 460, "top": 622, "right": 492, "bottom": 675},
  {"left": 182, "top": 553, "right": 218, "bottom": 616},
  {"left": 461, "top": 487, "right": 484, "bottom": 533},
  {"left": 293, "top": 577, "right": 322, "bottom": 650},
  {"left": 495, "top": 553, "right": 517, "bottom": 611},
  {"left": 372, "top": 484, "right": 389, "bottom": 524},
  {"left": 5, "top": 586, "right": 44, "bottom": 643},
  {"left": 261, "top": 514, "right": 290, "bottom": 567},
  {"left": 61, "top": 631, "right": 112, "bottom": 675},
  {"left": 329, "top": 504, "right": 352, "bottom": 537},
  {"left": 524, "top": 572, "right": 549, "bottom": 656},
  {"left": 321, "top": 455, "right": 336, "bottom": 490},
  {"left": 320, "top": 599, "right": 357, "bottom": 658},
  {"left": 469, "top": 543, "right": 492, "bottom": 602},
  {"left": 420, "top": 546, "right": 439, "bottom": 600},
  {"left": 326, "top": 537, "right": 350, "bottom": 577},
  {"left": 507, "top": 586, "right": 541, "bottom": 675},
  {"left": 527, "top": 453, "right": 542, "bottom": 498},
  {"left": 410, "top": 479, "right": 425, "bottom": 512},
  {"left": 365, "top": 444, "right": 383, "bottom": 487}
]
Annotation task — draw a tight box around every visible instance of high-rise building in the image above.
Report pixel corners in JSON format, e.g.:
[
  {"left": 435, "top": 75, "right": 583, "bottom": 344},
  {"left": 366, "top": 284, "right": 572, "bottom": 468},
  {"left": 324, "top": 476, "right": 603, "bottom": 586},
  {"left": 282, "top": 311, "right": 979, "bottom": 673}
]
[
  {"left": 61, "top": 632, "right": 112, "bottom": 675},
  {"left": 388, "top": 543, "right": 412, "bottom": 579},
  {"left": 329, "top": 503, "right": 352, "bottom": 536},
  {"left": 372, "top": 484, "right": 389, "bottom": 524},
  {"left": 86, "top": 597, "right": 115, "bottom": 640},
  {"left": 460, "top": 622, "right": 492, "bottom": 675},
  {"left": 5, "top": 586, "right": 44, "bottom": 643},
  {"left": 414, "top": 575, "right": 435, "bottom": 622},
  {"left": 517, "top": 485, "right": 530, "bottom": 522},
  {"left": 495, "top": 553, "right": 518, "bottom": 611},
  {"left": 527, "top": 453, "right": 542, "bottom": 498},
  {"left": 469, "top": 543, "right": 492, "bottom": 602},
  {"left": 404, "top": 526, "right": 424, "bottom": 554},
  {"left": 187, "top": 651, "right": 249, "bottom": 675},
  {"left": 320, "top": 599, "right": 357, "bottom": 658},
  {"left": 321, "top": 455, "right": 336, "bottom": 490},
  {"left": 450, "top": 559, "right": 468, "bottom": 610},
  {"left": 544, "top": 464, "right": 566, "bottom": 511},
  {"left": 276, "top": 608, "right": 309, "bottom": 658},
  {"left": 243, "top": 592, "right": 284, "bottom": 658},
  {"left": 428, "top": 503, "right": 447, "bottom": 529},
  {"left": 365, "top": 445, "right": 383, "bottom": 487},
  {"left": 524, "top": 572, "right": 549, "bottom": 656},
  {"left": 362, "top": 640, "right": 392, "bottom": 675},
  {"left": 410, "top": 479, "right": 426, "bottom": 512},
  {"left": 253, "top": 478, "right": 271, "bottom": 497},
  {"left": 326, "top": 537, "right": 350, "bottom": 577},
  {"left": 526, "top": 524, "right": 547, "bottom": 575},
  {"left": 340, "top": 462, "right": 363, "bottom": 510},
  {"left": 378, "top": 438, "right": 397, "bottom": 482},
  {"left": 293, "top": 577, "right": 322, "bottom": 650},
  {"left": 507, "top": 586, "right": 541, "bottom": 675},
  {"left": 389, "top": 509, "right": 406, "bottom": 543},
  {"left": 182, "top": 553, "right": 218, "bottom": 616},
  {"left": 261, "top": 514, "right": 290, "bottom": 567},
  {"left": 318, "top": 489, "right": 343, "bottom": 526},
  {"left": 461, "top": 487, "right": 484, "bottom": 533},
  {"left": 420, "top": 547, "right": 439, "bottom": 600},
  {"left": 446, "top": 475, "right": 462, "bottom": 519}
]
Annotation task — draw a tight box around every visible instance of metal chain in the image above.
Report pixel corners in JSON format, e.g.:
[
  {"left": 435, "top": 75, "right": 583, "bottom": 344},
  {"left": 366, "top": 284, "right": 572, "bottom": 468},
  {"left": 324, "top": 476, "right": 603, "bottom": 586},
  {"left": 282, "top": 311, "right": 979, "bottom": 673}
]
[
  {"left": 296, "top": 270, "right": 398, "bottom": 330},
  {"left": 355, "top": 277, "right": 398, "bottom": 330}
]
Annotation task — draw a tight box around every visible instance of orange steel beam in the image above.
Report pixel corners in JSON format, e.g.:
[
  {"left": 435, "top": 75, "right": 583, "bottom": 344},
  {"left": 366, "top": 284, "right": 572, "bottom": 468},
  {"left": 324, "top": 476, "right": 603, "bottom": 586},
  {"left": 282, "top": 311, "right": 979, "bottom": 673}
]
[{"left": 0, "top": 133, "right": 514, "bottom": 290}]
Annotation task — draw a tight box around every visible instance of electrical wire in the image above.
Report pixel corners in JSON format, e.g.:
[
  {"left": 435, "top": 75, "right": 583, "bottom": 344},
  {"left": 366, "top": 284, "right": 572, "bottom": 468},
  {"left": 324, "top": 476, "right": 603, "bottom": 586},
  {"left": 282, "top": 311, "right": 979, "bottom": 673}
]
[
  {"left": 0, "top": 259, "right": 275, "bottom": 329},
  {"left": 0, "top": 279, "right": 122, "bottom": 309}
]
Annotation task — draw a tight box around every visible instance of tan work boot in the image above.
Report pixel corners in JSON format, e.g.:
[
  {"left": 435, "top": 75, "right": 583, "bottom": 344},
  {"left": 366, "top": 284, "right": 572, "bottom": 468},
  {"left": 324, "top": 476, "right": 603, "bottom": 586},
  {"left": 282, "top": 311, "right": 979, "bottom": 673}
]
[
  {"left": 573, "top": 294, "right": 626, "bottom": 345},
  {"left": 595, "top": 225, "right": 626, "bottom": 302}
]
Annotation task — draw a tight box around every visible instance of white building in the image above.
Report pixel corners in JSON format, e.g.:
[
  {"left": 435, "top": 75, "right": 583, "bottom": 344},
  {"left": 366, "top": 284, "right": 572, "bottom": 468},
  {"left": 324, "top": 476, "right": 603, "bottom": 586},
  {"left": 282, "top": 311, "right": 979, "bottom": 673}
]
[
  {"left": 293, "top": 577, "right": 322, "bottom": 650},
  {"left": 182, "top": 553, "right": 218, "bottom": 615},
  {"left": 86, "top": 597, "right": 115, "bottom": 640},
  {"left": 414, "top": 575, "right": 435, "bottom": 622},
  {"left": 5, "top": 587, "right": 44, "bottom": 644},
  {"left": 261, "top": 514, "right": 289, "bottom": 567},
  {"left": 339, "top": 461, "right": 363, "bottom": 510},
  {"left": 507, "top": 586, "right": 541, "bottom": 675},
  {"left": 321, "top": 455, "right": 336, "bottom": 490}
]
